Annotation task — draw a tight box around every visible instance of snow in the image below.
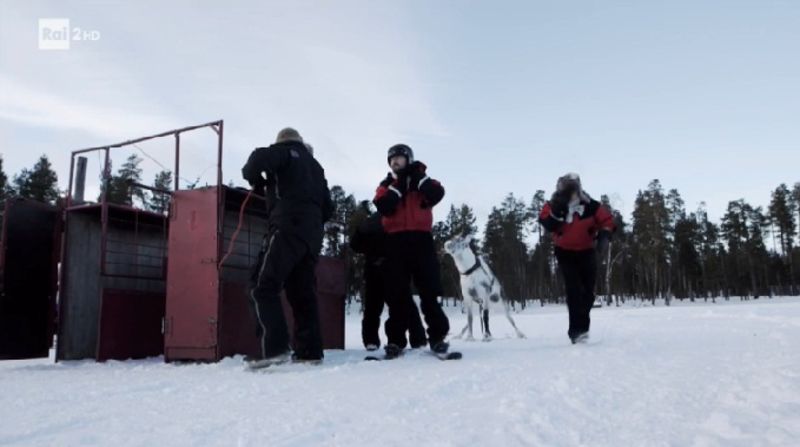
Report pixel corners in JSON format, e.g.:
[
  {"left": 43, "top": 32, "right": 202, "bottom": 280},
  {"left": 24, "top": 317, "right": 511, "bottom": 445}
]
[{"left": 2, "top": 298, "right": 800, "bottom": 447}]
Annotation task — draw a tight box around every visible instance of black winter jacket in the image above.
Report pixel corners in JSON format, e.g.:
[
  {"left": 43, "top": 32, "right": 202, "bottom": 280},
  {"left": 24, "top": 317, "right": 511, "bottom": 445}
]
[
  {"left": 350, "top": 213, "right": 388, "bottom": 261},
  {"left": 242, "top": 141, "right": 334, "bottom": 250}
]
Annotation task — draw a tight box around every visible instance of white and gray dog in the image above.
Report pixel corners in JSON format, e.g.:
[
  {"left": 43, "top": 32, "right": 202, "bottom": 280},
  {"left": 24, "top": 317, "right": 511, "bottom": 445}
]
[{"left": 444, "top": 235, "right": 525, "bottom": 341}]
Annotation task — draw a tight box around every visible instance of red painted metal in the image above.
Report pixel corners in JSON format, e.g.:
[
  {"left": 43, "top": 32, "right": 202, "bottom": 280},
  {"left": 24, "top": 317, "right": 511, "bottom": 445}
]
[
  {"left": 57, "top": 204, "right": 168, "bottom": 361},
  {"left": 165, "top": 188, "right": 221, "bottom": 361},
  {"left": 165, "top": 186, "right": 346, "bottom": 362},
  {"left": 58, "top": 120, "right": 223, "bottom": 362},
  {"left": 96, "top": 289, "right": 165, "bottom": 361}
]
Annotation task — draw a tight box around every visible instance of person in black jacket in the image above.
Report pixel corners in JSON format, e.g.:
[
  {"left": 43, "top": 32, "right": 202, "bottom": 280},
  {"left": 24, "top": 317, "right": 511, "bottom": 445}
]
[
  {"left": 241, "top": 127, "right": 334, "bottom": 366},
  {"left": 350, "top": 211, "right": 427, "bottom": 351}
]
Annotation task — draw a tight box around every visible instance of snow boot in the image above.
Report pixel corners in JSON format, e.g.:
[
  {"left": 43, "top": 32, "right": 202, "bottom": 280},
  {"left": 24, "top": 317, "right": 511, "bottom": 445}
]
[
  {"left": 570, "top": 332, "right": 589, "bottom": 344},
  {"left": 292, "top": 352, "right": 323, "bottom": 365},
  {"left": 430, "top": 340, "right": 450, "bottom": 354},
  {"left": 365, "top": 343, "right": 380, "bottom": 352},
  {"left": 384, "top": 343, "right": 403, "bottom": 359}
]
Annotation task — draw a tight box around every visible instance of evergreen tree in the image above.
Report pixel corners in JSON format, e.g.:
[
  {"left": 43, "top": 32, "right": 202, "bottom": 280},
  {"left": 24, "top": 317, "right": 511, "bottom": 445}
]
[
  {"left": 528, "top": 190, "right": 557, "bottom": 304},
  {"left": 0, "top": 155, "right": 8, "bottom": 201},
  {"left": 12, "top": 155, "right": 60, "bottom": 204},
  {"left": 769, "top": 184, "right": 797, "bottom": 293},
  {"left": 103, "top": 154, "right": 145, "bottom": 206},
  {"left": 148, "top": 170, "right": 173, "bottom": 214},
  {"left": 483, "top": 193, "right": 530, "bottom": 303},
  {"left": 323, "top": 185, "right": 356, "bottom": 258},
  {"left": 631, "top": 180, "right": 670, "bottom": 302},
  {"left": 433, "top": 203, "right": 479, "bottom": 302}
]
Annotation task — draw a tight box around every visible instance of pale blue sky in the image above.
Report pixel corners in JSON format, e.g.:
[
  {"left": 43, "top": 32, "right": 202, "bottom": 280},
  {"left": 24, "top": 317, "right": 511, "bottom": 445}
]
[{"left": 1, "top": 1, "right": 798, "bottom": 226}]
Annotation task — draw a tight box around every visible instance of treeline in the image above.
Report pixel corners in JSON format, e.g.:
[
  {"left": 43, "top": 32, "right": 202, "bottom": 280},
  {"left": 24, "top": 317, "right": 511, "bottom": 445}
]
[
  {"left": 0, "top": 153, "right": 173, "bottom": 213},
  {"left": 4, "top": 154, "right": 799, "bottom": 304},
  {"left": 323, "top": 179, "right": 800, "bottom": 305}
]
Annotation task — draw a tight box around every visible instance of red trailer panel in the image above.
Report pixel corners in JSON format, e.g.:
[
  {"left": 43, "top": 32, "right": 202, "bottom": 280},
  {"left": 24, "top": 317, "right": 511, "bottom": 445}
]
[{"left": 165, "top": 186, "right": 346, "bottom": 362}]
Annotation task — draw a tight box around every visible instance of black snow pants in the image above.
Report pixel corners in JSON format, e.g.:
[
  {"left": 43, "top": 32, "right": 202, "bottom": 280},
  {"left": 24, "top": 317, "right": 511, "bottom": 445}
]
[
  {"left": 383, "top": 232, "right": 450, "bottom": 348},
  {"left": 249, "top": 230, "right": 323, "bottom": 360},
  {"left": 555, "top": 247, "right": 597, "bottom": 338},
  {"left": 361, "top": 257, "right": 426, "bottom": 348}
]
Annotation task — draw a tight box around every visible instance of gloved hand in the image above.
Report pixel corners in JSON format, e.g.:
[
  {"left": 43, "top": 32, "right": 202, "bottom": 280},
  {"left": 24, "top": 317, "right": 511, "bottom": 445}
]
[
  {"left": 381, "top": 172, "right": 406, "bottom": 195},
  {"left": 550, "top": 191, "right": 569, "bottom": 219},
  {"left": 596, "top": 229, "right": 612, "bottom": 257},
  {"left": 408, "top": 163, "right": 426, "bottom": 191},
  {"left": 379, "top": 173, "right": 394, "bottom": 188}
]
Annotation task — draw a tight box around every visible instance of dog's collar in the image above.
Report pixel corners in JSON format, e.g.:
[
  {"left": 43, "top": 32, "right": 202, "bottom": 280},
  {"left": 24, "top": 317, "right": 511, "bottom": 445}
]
[{"left": 460, "top": 257, "right": 482, "bottom": 276}]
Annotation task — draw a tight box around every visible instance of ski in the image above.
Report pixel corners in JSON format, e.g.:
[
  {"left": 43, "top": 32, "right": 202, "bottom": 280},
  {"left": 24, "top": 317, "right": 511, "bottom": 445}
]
[
  {"left": 245, "top": 358, "right": 291, "bottom": 371},
  {"left": 430, "top": 351, "right": 463, "bottom": 361},
  {"left": 365, "top": 350, "right": 462, "bottom": 361},
  {"left": 364, "top": 352, "right": 402, "bottom": 361}
]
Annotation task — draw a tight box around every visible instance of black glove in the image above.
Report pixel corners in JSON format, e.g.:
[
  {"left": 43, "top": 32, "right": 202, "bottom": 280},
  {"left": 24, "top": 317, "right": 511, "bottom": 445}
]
[
  {"left": 408, "top": 163, "right": 426, "bottom": 191},
  {"left": 550, "top": 191, "right": 569, "bottom": 219},
  {"left": 596, "top": 229, "right": 611, "bottom": 256},
  {"left": 381, "top": 172, "right": 407, "bottom": 195},
  {"left": 379, "top": 173, "right": 394, "bottom": 188}
]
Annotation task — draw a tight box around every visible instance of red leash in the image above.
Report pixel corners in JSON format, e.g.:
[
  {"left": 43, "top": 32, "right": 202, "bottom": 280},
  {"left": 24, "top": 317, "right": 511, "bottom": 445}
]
[{"left": 218, "top": 189, "right": 254, "bottom": 268}]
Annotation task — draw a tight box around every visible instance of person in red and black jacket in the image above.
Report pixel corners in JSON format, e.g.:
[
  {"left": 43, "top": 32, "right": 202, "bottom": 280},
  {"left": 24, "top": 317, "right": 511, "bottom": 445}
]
[
  {"left": 372, "top": 144, "right": 451, "bottom": 358},
  {"left": 539, "top": 173, "right": 615, "bottom": 344}
]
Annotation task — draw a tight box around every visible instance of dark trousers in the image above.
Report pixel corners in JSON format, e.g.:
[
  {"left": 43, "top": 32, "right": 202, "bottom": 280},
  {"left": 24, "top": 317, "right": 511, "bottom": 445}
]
[
  {"left": 555, "top": 247, "right": 597, "bottom": 338},
  {"left": 384, "top": 232, "right": 450, "bottom": 348},
  {"left": 249, "top": 230, "right": 323, "bottom": 360},
  {"left": 362, "top": 259, "right": 426, "bottom": 348}
]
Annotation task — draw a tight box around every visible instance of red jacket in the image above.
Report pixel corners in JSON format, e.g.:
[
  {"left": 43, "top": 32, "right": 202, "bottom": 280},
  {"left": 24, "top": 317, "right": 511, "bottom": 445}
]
[
  {"left": 539, "top": 200, "right": 615, "bottom": 251},
  {"left": 373, "top": 162, "right": 444, "bottom": 234}
]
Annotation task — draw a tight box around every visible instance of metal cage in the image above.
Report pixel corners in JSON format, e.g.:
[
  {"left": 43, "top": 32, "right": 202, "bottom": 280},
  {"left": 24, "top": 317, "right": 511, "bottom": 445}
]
[{"left": 57, "top": 120, "right": 223, "bottom": 361}]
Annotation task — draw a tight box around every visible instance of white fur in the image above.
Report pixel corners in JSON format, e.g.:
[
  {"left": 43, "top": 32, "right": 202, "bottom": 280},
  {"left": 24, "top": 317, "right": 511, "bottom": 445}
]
[{"left": 443, "top": 236, "right": 525, "bottom": 341}]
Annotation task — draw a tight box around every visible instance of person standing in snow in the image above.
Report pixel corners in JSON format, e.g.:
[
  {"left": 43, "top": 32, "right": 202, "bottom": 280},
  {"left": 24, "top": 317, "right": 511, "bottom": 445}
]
[
  {"left": 538, "top": 173, "right": 615, "bottom": 344},
  {"left": 373, "top": 144, "right": 451, "bottom": 358},
  {"left": 350, "top": 211, "right": 428, "bottom": 351},
  {"left": 241, "top": 127, "right": 334, "bottom": 366}
]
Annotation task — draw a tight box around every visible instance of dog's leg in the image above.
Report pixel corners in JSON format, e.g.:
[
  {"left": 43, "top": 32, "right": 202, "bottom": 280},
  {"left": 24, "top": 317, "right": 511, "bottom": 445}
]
[
  {"left": 455, "top": 302, "right": 470, "bottom": 340},
  {"left": 482, "top": 307, "right": 492, "bottom": 341},
  {"left": 478, "top": 304, "right": 485, "bottom": 336},
  {"left": 504, "top": 300, "right": 526, "bottom": 338},
  {"left": 465, "top": 304, "right": 475, "bottom": 341}
]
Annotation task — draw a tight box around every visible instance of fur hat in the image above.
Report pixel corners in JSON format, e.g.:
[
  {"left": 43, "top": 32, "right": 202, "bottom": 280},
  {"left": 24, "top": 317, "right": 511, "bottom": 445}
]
[{"left": 276, "top": 127, "right": 303, "bottom": 143}]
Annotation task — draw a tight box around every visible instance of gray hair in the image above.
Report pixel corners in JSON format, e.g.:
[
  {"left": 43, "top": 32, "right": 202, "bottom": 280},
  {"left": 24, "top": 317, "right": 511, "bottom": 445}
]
[{"left": 276, "top": 127, "right": 303, "bottom": 143}]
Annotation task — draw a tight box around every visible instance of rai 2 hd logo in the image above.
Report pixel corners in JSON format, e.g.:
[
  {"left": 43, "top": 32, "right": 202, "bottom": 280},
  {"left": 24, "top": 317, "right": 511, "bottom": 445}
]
[{"left": 38, "top": 18, "right": 101, "bottom": 50}]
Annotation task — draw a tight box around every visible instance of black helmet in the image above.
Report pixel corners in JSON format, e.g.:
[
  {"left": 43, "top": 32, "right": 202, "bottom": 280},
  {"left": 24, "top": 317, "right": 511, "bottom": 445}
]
[{"left": 387, "top": 144, "right": 414, "bottom": 165}]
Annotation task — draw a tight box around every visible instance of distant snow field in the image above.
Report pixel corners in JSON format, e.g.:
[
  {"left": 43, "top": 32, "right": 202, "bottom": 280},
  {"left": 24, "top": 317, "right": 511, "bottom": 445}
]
[{"left": 2, "top": 298, "right": 799, "bottom": 446}]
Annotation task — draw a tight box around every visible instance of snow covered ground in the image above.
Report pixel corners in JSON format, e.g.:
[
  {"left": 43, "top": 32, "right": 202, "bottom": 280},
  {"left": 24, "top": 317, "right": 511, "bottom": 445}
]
[{"left": 2, "top": 298, "right": 799, "bottom": 447}]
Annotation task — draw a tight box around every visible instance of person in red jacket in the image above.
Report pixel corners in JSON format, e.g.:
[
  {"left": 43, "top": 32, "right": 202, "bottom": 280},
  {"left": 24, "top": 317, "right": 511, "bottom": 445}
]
[
  {"left": 538, "top": 173, "right": 615, "bottom": 344},
  {"left": 373, "top": 144, "right": 451, "bottom": 358}
]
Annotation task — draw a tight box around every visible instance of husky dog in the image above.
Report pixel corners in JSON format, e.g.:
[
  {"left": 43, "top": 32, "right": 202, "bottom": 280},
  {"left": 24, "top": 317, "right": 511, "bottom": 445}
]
[{"left": 443, "top": 235, "right": 525, "bottom": 340}]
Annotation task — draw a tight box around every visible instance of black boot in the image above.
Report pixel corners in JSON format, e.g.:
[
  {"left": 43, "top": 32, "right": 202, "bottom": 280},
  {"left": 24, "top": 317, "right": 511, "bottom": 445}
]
[
  {"left": 384, "top": 343, "right": 403, "bottom": 359},
  {"left": 430, "top": 340, "right": 449, "bottom": 354},
  {"left": 570, "top": 332, "right": 589, "bottom": 344}
]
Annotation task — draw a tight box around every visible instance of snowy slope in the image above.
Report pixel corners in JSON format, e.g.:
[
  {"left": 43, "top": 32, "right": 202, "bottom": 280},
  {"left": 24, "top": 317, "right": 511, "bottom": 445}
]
[{"left": 1, "top": 298, "right": 799, "bottom": 447}]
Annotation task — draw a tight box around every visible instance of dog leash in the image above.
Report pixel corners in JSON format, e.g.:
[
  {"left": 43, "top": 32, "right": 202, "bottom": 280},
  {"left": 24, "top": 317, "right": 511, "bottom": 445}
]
[{"left": 218, "top": 188, "right": 254, "bottom": 268}]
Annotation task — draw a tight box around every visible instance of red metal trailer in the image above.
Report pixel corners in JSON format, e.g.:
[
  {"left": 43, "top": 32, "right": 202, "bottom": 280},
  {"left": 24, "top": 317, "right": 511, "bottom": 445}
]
[
  {"left": 164, "top": 186, "right": 346, "bottom": 362},
  {"left": 0, "top": 198, "right": 60, "bottom": 359},
  {"left": 57, "top": 120, "right": 224, "bottom": 361}
]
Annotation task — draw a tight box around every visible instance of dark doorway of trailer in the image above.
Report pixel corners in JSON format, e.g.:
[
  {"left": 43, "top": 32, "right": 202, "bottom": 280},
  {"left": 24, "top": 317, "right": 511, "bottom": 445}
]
[{"left": 0, "top": 198, "right": 60, "bottom": 360}]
